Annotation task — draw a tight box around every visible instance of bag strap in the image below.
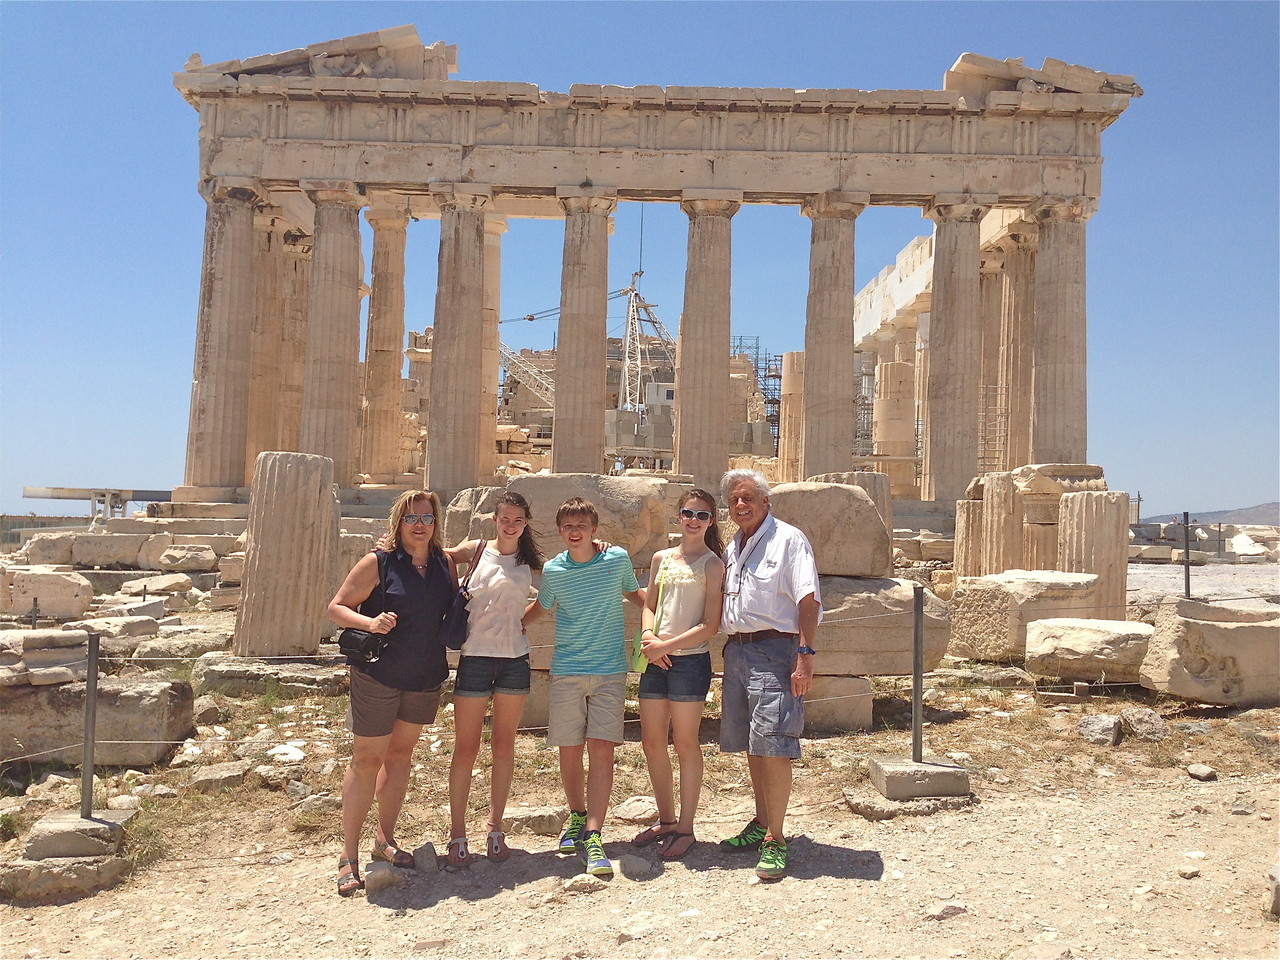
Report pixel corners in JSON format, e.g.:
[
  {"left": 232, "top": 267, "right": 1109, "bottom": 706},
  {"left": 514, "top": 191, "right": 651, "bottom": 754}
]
[
  {"left": 460, "top": 539, "right": 486, "bottom": 589},
  {"left": 651, "top": 553, "right": 669, "bottom": 635}
]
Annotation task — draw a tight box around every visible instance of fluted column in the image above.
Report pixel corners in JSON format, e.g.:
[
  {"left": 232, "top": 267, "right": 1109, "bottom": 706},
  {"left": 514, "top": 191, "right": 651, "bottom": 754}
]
[
  {"left": 426, "top": 184, "right": 490, "bottom": 495},
  {"left": 1030, "top": 197, "right": 1096, "bottom": 464},
  {"left": 872, "top": 320, "right": 918, "bottom": 496},
  {"left": 236, "top": 452, "right": 338, "bottom": 658},
  {"left": 996, "top": 221, "right": 1038, "bottom": 470},
  {"left": 299, "top": 181, "right": 364, "bottom": 486},
  {"left": 921, "top": 198, "right": 990, "bottom": 502},
  {"left": 480, "top": 216, "right": 508, "bottom": 480},
  {"left": 277, "top": 232, "right": 312, "bottom": 454},
  {"left": 778, "top": 351, "right": 804, "bottom": 482},
  {"left": 360, "top": 200, "right": 410, "bottom": 481},
  {"left": 184, "top": 178, "right": 259, "bottom": 488},
  {"left": 675, "top": 194, "right": 740, "bottom": 489},
  {"left": 1059, "top": 490, "right": 1128, "bottom": 618},
  {"left": 977, "top": 250, "right": 1005, "bottom": 471},
  {"left": 801, "top": 192, "right": 865, "bottom": 478},
  {"left": 552, "top": 191, "right": 615, "bottom": 473},
  {"left": 980, "top": 471, "right": 1024, "bottom": 575},
  {"left": 244, "top": 207, "right": 289, "bottom": 485}
]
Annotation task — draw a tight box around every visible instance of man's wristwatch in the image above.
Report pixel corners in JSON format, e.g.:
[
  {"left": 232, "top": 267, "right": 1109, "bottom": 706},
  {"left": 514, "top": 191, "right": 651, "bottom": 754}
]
[{"left": 797, "top": 645, "right": 817, "bottom": 656}]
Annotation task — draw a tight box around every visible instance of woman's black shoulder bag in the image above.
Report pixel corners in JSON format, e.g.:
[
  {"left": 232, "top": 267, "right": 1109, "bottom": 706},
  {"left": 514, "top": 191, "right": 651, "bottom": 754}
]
[{"left": 339, "top": 550, "right": 390, "bottom": 665}]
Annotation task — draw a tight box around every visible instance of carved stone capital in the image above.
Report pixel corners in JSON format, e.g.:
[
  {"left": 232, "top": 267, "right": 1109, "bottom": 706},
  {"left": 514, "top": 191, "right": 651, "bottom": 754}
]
[
  {"left": 801, "top": 190, "right": 869, "bottom": 220},
  {"left": 429, "top": 183, "right": 493, "bottom": 214},
  {"left": 558, "top": 194, "right": 617, "bottom": 218},
  {"left": 483, "top": 214, "right": 510, "bottom": 237},
  {"left": 1029, "top": 196, "right": 1097, "bottom": 224},
  {"left": 994, "top": 218, "right": 1039, "bottom": 253},
  {"left": 363, "top": 196, "right": 410, "bottom": 229},
  {"left": 200, "top": 176, "right": 260, "bottom": 205},
  {"left": 980, "top": 251, "right": 1005, "bottom": 274},
  {"left": 923, "top": 196, "right": 992, "bottom": 224},
  {"left": 680, "top": 196, "right": 741, "bottom": 219},
  {"left": 300, "top": 179, "right": 363, "bottom": 208}
]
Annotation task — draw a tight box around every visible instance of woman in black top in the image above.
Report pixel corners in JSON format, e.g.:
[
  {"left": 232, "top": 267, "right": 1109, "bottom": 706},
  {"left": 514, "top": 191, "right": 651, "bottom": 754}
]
[{"left": 327, "top": 490, "right": 454, "bottom": 896}]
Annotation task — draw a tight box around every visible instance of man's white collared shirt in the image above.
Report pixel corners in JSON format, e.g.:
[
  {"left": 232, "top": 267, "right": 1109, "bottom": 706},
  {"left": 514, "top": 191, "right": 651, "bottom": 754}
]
[{"left": 721, "top": 512, "right": 822, "bottom": 635}]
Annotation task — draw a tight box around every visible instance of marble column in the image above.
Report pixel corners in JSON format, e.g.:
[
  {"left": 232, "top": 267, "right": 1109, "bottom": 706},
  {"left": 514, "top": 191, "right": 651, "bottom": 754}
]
[
  {"left": 480, "top": 216, "right": 508, "bottom": 480},
  {"left": 277, "top": 232, "right": 312, "bottom": 455},
  {"left": 977, "top": 251, "right": 1005, "bottom": 471},
  {"left": 1059, "top": 490, "right": 1129, "bottom": 618},
  {"left": 778, "top": 351, "right": 804, "bottom": 482},
  {"left": 184, "top": 178, "right": 258, "bottom": 489},
  {"left": 873, "top": 320, "right": 918, "bottom": 496},
  {"left": 675, "top": 194, "right": 740, "bottom": 490},
  {"left": 551, "top": 191, "right": 615, "bottom": 473},
  {"left": 244, "top": 207, "right": 289, "bottom": 485},
  {"left": 801, "top": 192, "right": 865, "bottom": 479},
  {"left": 996, "top": 221, "right": 1038, "bottom": 470},
  {"left": 360, "top": 200, "right": 410, "bottom": 482},
  {"left": 1030, "top": 197, "right": 1095, "bottom": 465},
  {"left": 921, "top": 198, "right": 989, "bottom": 503},
  {"left": 299, "top": 182, "right": 364, "bottom": 487},
  {"left": 426, "top": 184, "right": 490, "bottom": 496}
]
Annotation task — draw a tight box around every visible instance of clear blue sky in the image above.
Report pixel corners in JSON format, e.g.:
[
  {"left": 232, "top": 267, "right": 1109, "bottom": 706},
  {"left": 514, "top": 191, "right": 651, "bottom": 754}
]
[{"left": 1, "top": 1, "right": 1276, "bottom": 519}]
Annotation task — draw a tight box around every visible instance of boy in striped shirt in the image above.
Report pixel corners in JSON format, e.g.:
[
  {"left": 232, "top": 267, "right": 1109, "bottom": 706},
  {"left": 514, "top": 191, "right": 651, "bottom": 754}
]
[{"left": 524, "top": 496, "right": 644, "bottom": 876}]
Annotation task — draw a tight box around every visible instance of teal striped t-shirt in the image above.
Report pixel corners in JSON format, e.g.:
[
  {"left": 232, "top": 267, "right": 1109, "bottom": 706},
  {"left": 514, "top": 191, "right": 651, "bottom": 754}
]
[{"left": 538, "top": 546, "right": 640, "bottom": 676}]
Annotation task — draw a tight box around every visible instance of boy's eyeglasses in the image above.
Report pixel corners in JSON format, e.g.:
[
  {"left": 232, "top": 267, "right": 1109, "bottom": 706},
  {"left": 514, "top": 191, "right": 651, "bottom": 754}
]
[
  {"left": 402, "top": 514, "right": 436, "bottom": 525},
  {"left": 679, "top": 509, "right": 713, "bottom": 522}
]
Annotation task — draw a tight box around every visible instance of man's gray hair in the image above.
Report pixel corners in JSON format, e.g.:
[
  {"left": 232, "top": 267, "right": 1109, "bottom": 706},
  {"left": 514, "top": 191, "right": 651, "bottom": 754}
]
[{"left": 720, "top": 468, "right": 770, "bottom": 501}]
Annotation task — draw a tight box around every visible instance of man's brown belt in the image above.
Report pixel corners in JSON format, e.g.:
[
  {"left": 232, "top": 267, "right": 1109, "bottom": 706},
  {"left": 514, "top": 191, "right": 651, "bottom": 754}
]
[{"left": 726, "top": 630, "right": 798, "bottom": 644}]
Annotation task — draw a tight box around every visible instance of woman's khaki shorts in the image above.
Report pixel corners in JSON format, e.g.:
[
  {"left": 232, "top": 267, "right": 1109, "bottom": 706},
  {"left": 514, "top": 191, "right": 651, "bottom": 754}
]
[
  {"left": 347, "top": 667, "right": 442, "bottom": 738},
  {"left": 547, "top": 673, "right": 626, "bottom": 746}
]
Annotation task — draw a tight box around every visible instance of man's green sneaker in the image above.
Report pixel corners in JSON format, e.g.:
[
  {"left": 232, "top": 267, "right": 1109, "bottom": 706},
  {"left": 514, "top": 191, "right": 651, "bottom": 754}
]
[
  {"left": 719, "top": 818, "right": 767, "bottom": 852},
  {"left": 755, "top": 837, "right": 788, "bottom": 880},
  {"left": 558, "top": 810, "right": 587, "bottom": 853},
  {"left": 578, "top": 830, "right": 613, "bottom": 877}
]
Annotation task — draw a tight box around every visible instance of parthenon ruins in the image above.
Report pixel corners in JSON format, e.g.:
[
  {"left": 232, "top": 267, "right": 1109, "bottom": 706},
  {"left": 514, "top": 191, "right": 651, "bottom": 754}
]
[{"left": 174, "top": 25, "right": 1141, "bottom": 504}]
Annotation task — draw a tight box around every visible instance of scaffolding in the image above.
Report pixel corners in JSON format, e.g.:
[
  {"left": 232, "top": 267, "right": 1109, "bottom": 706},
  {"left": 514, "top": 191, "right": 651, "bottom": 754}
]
[{"left": 976, "top": 383, "right": 1009, "bottom": 473}]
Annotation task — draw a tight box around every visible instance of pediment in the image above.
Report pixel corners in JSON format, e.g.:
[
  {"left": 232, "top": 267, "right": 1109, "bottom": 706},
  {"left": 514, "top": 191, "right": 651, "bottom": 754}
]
[{"left": 180, "top": 25, "right": 456, "bottom": 81}]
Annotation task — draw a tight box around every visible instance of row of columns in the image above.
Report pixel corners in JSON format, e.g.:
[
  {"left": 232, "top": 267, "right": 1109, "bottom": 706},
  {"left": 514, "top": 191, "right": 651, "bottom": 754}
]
[
  {"left": 859, "top": 196, "right": 1094, "bottom": 503},
  {"left": 184, "top": 177, "right": 1092, "bottom": 504}
]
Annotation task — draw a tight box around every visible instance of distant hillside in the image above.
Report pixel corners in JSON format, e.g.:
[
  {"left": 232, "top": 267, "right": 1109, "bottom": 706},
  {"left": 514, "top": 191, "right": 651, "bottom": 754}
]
[{"left": 1142, "top": 502, "right": 1280, "bottom": 525}]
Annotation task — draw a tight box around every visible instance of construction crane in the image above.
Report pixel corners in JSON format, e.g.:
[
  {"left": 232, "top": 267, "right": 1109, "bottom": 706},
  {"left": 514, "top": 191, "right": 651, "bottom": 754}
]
[
  {"left": 618, "top": 271, "right": 677, "bottom": 412},
  {"left": 497, "top": 341, "right": 555, "bottom": 406}
]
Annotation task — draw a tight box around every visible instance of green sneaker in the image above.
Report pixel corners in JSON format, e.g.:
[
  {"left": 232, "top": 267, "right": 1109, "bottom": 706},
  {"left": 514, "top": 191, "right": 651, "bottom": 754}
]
[
  {"left": 578, "top": 831, "right": 613, "bottom": 877},
  {"left": 558, "top": 810, "right": 587, "bottom": 853},
  {"left": 718, "top": 818, "right": 767, "bottom": 852},
  {"left": 755, "top": 838, "right": 788, "bottom": 880}
]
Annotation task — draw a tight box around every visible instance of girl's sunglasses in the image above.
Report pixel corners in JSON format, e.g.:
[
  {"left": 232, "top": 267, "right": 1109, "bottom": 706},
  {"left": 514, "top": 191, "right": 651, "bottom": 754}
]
[{"left": 679, "top": 508, "right": 713, "bottom": 522}]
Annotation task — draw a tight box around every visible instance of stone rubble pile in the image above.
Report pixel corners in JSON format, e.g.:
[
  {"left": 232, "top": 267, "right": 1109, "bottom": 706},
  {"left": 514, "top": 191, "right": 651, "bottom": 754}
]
[{"left": 1128, "top": 520, "right": 1280, "bottom": 565}]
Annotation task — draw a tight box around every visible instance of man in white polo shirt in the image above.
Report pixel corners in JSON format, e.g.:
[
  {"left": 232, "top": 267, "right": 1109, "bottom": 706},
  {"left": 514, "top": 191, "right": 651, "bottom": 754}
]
[{"left": 716, "top": 468, "right": 821, "bottom": 881}]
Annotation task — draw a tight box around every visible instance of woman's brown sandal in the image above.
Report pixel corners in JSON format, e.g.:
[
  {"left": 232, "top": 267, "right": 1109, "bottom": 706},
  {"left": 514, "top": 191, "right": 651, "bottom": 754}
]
[
  {"left": 446, "top": 837, "right": 472, "bottom": 867},
  {"left": 633, "top": 820, "right": 677, "bottom": 846},
  {"left": 370, "top": 838, "right": 415, "bottom": 869},
  {"left": 337, "top": 858, "right": 364, "bottom": 896},
  {"left": 486, "top": 830, "right": 510, "bottom": 862}
]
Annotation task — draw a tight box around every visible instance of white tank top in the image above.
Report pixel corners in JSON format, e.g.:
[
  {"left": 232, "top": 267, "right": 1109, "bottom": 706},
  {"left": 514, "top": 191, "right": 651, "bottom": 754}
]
[
  {"left": 461, "top": 544, "right": 533, "bottom": 659},
  {"left": 654, "top": 550, "right": 714, "bottom": 656}
]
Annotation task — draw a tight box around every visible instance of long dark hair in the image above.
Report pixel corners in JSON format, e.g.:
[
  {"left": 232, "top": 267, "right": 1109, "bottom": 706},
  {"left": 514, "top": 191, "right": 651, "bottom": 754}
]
[
  {"left": 685, "top": 488, "right": 724, "bottom": 559},
  {"left": 498, "top": 491, "right": 544, "bottom": 571}
]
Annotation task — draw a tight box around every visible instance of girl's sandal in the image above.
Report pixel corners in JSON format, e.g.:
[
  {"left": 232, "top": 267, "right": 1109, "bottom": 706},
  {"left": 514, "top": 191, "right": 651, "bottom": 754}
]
[
  {"left": 446, "top": 837, "right": 472, "bottom": 868},
  {"left": 659, "top": 832, "right": 696, "bottom": 860},
  {"left": 486, "top": 830, "right": 510, "bottom": 862},
  {"left": 370, "top": 838, "right": 415, "bottom": 869},
  {"left": 337, "top": 858, "right": 364, "bottom": 897},
  {"left": 632, "top": 820, "right": 677, "bottom": 846}
]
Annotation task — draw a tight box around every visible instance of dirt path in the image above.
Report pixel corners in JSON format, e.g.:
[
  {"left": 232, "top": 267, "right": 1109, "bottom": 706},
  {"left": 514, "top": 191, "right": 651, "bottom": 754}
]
[{"left": 3, "top": 743, "right": 1276, "bottom": 959}]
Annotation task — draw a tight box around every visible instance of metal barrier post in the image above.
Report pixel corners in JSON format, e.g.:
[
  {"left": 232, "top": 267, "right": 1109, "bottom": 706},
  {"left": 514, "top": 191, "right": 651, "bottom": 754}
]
[
  {"left": 911, "top": 582, "right": 923, "bottom": 763},
  {"left": 1182, "top": 510, "right": 1192, "bottom": 599},
  {"left": 30, "top": 598, "right": 38, "bottom": 628},
  {"left": 80, "top": 630, "right": 100, "bottom": 819}
]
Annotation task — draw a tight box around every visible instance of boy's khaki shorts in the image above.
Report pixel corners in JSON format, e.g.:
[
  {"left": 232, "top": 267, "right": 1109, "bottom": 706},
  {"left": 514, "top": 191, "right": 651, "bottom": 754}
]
[{"left": 547, "top": 672, "right": 626, "bottom": 746}]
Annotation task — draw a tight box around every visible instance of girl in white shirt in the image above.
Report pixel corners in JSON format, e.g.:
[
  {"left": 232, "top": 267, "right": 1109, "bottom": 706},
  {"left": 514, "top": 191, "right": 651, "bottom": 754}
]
[
  {"left": 633, "top": 489, "right": 726, "bottom": 859},
  {"left": 444, "top": 492, "right": 544, "bottom": 866}
]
